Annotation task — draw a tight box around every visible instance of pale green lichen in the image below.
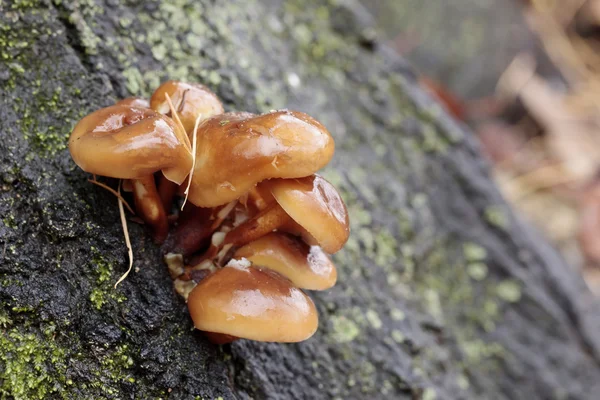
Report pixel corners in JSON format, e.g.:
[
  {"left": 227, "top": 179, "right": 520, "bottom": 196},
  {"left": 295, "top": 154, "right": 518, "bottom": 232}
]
[
  {"left": 365, "top": 309, "right": 382, "bottom": 330},
  {"left": 421, "top": 123, "right": 449, "bottom": 153},
  {"left": 467, "top": 262, "right": 488, "bottom": 281},
  {"left": 496, "top": 280, "right": 522, "bottom": 303},
  {"left": 462, "top": 340, "right": 504, "bottom": 365},
  {"left": 463, "top": 242, "right": 487, "bottom": 262},
  {"left": 422, "top": 387, "right": 438, "bottom": 400},
  {"left": 391, "top": 330, "right": 405, "bottom": 343},
  {"left": 390, "top": 308, "right": 405, "bottom": 321},
  {"left": 329, "top": 315, "right": 360, "bottom": 343},
  {"left": 484, "top": 205, "right": 510, "bottom": 229}
]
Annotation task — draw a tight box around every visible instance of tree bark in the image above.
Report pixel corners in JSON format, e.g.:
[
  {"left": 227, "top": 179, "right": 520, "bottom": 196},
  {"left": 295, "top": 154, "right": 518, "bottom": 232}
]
[{"left": 1, "top": 0, "right": 599, "bottom": 399}]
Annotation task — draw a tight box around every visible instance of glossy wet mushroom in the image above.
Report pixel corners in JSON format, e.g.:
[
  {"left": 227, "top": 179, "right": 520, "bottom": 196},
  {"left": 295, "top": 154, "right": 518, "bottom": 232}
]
[
  {"left": 150, "top": 80, "right": 224, "bottom": 134},
  {"left": 234, "top": 232, "right": 337, "bottom": 290},
  {"left": 69, "top": 104, "right": 192, "bottom": 242},
  {"left": 150, "top": 80, "right": 225, "bottom": 211},
  {"left": 224, "top": 174, "right": 350, "bottom": 254},
  {"left": 184, "top": 111, "right": 335, "bottom": 208},
  {"left": 187, "top": 259, "right": 318, "bottom": 342}
]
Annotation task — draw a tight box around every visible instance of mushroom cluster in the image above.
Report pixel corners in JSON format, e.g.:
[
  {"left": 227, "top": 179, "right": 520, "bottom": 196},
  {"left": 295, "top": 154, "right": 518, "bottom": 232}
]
[{"left": 69, "top": 81, "right": 350, "bottom": 343}]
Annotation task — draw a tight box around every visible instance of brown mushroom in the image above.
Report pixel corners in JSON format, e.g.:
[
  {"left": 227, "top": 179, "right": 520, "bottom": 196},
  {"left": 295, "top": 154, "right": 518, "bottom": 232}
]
[
  {"left": 115, "top": 97, "right": 150, "bottom": 108},
  {"left": 234, "top": 232, "right": 337, "bottom": 290},
  {"left": 69, "top": 105, "right": 192, "bottom": 242},
  {"left": 187, "top": 260, "right": 318, "bottom": 342},
  {"left": 150, "top": 80, "right": 224, "bottom": 134},
  {"left": 150, "top": 80, "right": 224, "bottom": 210},
  {"left": 224, "top": 175, "right": 349, "bottom": 254},
  {"left": 184, "top": 111, "right": 335, "bottom": 207}
]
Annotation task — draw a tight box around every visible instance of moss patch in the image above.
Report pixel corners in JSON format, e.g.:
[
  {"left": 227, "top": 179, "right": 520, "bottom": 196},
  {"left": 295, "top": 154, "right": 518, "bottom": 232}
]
[
  {"left": 0, "top": 328, "right": 66, "bottom": 399},
  {"left": 89, "top": 247, "right": 126, "bottom": 309}
]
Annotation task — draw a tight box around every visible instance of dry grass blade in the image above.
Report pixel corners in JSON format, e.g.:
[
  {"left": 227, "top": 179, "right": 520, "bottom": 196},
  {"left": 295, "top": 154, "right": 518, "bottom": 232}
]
[
  {"left": 165, "top": 92, "right": 192, "bottom": 151},
  {"left": 181, "top": 113, "right": 201, "bottom": 210},
  {"left": 114, "top": 180, "right": 134, "bottom": 289},
  {"left": 88, "top": 178, "right": 136, "bottom": 215}
]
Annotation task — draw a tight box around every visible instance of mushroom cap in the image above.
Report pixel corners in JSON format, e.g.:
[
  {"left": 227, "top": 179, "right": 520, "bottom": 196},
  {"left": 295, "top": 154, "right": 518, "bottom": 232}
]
[
  {"left": 234, "top": 232, "right": 337, "bottom": 290},
  {"left": 187, "top": 261, "right": 318, "bottom": 342},
  {"left": 115, "top": 97, "right": 150, "bottom": 108},
  {"left": 150, "top": 80, "right": 224, "bottom": 134},
  {"left": 265, "top": 175, "right": 349, "bottom": 253},
  {"left": 186, "top": 110, "right": 335, "bottom": 207},
  {"left": 69, "top": 105, "right": 193, "bottom": 184}
]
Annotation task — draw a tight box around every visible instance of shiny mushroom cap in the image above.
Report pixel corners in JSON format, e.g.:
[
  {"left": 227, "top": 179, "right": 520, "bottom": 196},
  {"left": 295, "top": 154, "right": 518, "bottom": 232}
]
[
  {"left": 150, "top": 80, "right": 224, "bottom": 134},
  {"left": 234, "top": 232, "right": 337, "bottom": 290},
  {"left": 115, "top": 97, "right": 150, "bottom": 108},
  {"left": 266, "top": 175, "right": 349, "bottom": 253},
  {"left": 187, "top": 260, "right": 318, "bottom": 342},
  {"left": 187, "top": 110, "right": 335, "bottom": 207},
  {"left": 69, "top": 105, "right": 193, "bottom": 184}
]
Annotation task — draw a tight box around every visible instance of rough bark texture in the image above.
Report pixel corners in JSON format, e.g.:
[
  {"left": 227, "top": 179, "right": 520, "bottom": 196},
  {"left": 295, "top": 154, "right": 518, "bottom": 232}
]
[{"left": 1, "top": 1, "right": 600, "bottom": 399}]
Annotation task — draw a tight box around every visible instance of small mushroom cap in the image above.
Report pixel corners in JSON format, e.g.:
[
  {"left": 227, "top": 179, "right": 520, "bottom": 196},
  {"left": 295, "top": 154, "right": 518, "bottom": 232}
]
[
  {"left": 265, "top": 175, "right": 349, "bottom": 253},
  {"left": 69, "top": 105, "right": 192, "bottom": 184},
  {"left": 187, "top": 261, "right": 318, "bottom": 342},
  {"left": 186, "top": 111, "right": 335, "bottom": 207},
  {"left": 115, "top": 97, "right": 150, "bottom": 108},
  {"left": 150, "top": 80, "right": 224, "bottom": 134},
  {"left": 234, "top": 232, "right": 337, "bottom": 290}
]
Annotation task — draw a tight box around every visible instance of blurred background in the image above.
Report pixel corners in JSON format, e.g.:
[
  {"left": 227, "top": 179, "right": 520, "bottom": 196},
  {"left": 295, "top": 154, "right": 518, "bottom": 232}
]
[{"left": 363, "top": 0, "right": 600, "bottom": 294}]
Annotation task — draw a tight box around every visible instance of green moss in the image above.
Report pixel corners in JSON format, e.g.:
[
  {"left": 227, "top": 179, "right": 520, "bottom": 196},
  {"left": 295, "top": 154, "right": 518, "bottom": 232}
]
[
  {"left": 0, "top": 4, "right": 92, "bottom": 157},
  {"left": 0, "top": 323, "right": 68, "bottom": 399},
  {"left": 89, "top": 288, "right": 107, "bottom": 310},
  {"left": 100, "top": 344, "right": 135, "bottom": 379},
  {"left": 3, "top": 214, "right": 18, "bottom": 229},
  {"left": 89, "top": 247, "right": 126, "bottom": 309}
]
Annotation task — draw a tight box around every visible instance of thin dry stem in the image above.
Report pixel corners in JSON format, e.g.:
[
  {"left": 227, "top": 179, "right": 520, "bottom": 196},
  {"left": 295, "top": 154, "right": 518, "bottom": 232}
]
[
  {"left": 181, "top": 113, "right": 201, "bottom": 210},
  {"left": 164, "top": 92, "right": 191, "bottom": 150},
  {"left": 88, "top": 178, "right": 135, "bottom": 215},
  {"left": 114, "top": 180, "right": 134, "bottom": 289}
]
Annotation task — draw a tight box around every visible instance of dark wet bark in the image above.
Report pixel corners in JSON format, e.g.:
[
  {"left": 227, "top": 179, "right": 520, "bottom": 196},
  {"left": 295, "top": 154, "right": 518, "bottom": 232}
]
[{"left": 1, "top": 1, "right": 599, "bottom": 399}]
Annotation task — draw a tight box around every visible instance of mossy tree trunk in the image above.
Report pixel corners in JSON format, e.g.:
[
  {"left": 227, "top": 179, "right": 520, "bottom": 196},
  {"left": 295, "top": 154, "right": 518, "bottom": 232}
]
[{"left": 1, "top": 0, "right": 600, "bottom": 399}]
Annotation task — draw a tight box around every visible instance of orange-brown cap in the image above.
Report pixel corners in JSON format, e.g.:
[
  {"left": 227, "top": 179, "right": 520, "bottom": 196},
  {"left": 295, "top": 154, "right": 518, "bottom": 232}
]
[
  {"left": 69, "top": 105, "right": 193, "bottom": 184},
  {"left": 150, "top": 80, "right": 224, "bottom": 134},
  {"left": 187, "top": 260, "right": 318, "bottom": 342},
  {"left": 186, "top": 111, "right": 335, "bottom": 207},
  {"left": 234, "top": 232, "right": 337, "bottom": 290},
  {"left": 69, "top": 105, "right": 192, "bottom": 184},
  {"left": 265, "top": 175, "right": 349, "bottom": 253},
  {"left": 115, "top": 97, "right": 150, "bottom": 108}
]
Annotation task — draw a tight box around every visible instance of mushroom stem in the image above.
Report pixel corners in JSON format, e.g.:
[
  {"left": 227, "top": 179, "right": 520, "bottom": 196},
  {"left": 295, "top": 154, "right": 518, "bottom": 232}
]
[
  {"left": 163, "top": 205, "right": 214, "bottom": 256},
  {"left": 223, "top": 202, "right": 290, "bottom": 247},
  {"left": 163, "top": 201, "right": 238, "bottom": 257},
  {"left": 158, "top": 174, "right": 179, "bottom": 212},
  {"left": 132, "top": 175, "right": 169, "bottom": 244}
]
